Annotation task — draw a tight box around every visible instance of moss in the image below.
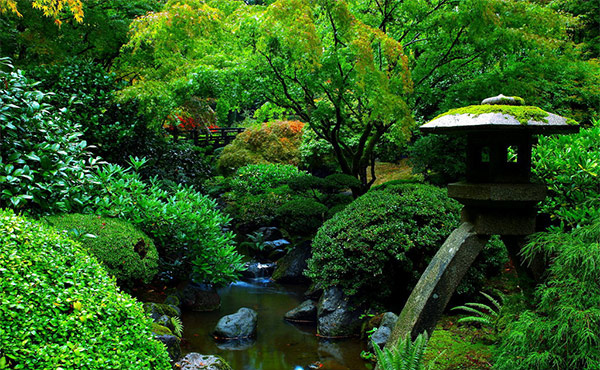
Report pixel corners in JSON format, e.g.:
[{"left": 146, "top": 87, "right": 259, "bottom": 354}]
[
  {"left": 435, "top": 105, "right": 577, "bottom": 125},
  {"left": 144, "top": 303, "right": 180, "bottom": 318},
  {"left": 151, "top": 323, "right": 173, "bottom": 336},
  {"left": 43, "top": 214, "right": 159, "bottom": 285},
  {"left": 497, "top": 96, "right": 525, "bottom": 105},
  {"left": 424, "top": 316, "right": 495, "bottom": 370}
]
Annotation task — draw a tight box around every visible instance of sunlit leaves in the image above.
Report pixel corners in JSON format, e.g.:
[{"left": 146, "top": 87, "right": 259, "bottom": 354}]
[{"left": 0, "top": 0, "right": 84, "bottom": 23}]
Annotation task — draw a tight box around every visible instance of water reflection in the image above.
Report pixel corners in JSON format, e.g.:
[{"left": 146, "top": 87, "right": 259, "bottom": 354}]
[{"left": 181, "top": 279, "right": 370, "bottom": 370}]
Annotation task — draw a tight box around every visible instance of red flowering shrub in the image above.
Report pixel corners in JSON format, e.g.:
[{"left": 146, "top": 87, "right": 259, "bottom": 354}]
[{"left": 217, "top": 120, "right": 305, "bottom": 175}]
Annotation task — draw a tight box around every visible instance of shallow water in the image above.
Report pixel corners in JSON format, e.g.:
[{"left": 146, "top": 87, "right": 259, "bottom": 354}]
[{"left": 181, "top": 278, "right": 371, "bottom": 370}]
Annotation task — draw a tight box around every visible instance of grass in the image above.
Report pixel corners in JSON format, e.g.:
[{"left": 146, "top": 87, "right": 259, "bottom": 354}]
[{"left": 369, "top": 159, "right": 419, "bottom": 186}]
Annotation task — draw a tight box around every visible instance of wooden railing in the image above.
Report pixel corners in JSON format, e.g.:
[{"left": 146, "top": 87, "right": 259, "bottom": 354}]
[{"left": 194, "top": 127, "right": 245, "bottom": 148}]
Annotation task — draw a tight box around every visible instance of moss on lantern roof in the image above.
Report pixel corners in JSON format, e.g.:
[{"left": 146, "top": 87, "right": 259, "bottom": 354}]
[{"left": 434, "top": 104, "right": 578, "bottom": 126}]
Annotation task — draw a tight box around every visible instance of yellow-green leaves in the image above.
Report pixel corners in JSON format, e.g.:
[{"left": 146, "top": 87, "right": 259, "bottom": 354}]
[
  {"left": 260, "top": 0, "right": 322, "bottom": 69},
  {"left": 0, "top": 0, "right": 84, "bottom": 24}
]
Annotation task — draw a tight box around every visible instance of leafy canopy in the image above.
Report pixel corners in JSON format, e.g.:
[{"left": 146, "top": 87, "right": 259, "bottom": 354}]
[
  {"left": 0, "top": 0, "right": 83, "bottom": 24},
  {"left": 116, "top": 0, "right": 414, "bottom": 193}
]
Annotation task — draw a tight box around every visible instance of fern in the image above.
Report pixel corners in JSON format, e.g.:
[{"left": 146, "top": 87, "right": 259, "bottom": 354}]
[
  {"left": 373, "top": 332, "right": 433, "bottom": 370},
  {"left": 170, "top": 316, "right": 184, "bottom": 337},
  {"left": 242, "top": 231, "right": 268, "bottom": 253},
  {"left": 452, "top": 291, "right": 504, "bottom": 333}
]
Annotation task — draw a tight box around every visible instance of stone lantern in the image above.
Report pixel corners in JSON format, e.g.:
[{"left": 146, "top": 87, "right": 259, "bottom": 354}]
[{"left": 382, "top": 95, "right": 579, "bottom": 355}]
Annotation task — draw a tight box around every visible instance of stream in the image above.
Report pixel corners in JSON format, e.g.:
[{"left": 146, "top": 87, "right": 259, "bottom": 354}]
[{"left": 181, "top": 278, "right": 371, "bottom": 370}]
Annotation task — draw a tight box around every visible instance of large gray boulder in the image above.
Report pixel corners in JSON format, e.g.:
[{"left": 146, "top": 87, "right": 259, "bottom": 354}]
[
  {"left": 369, "top": 312, "right": 398, "bottom": 350},
  {"left": 284, "top": 300, "right": 317, "bottom": 322},
  {"left": 143, "top": 302, "right": 179, "bottom": 321},
  {"left": 213, "top": 307, "right": 258, "bottom": 340},
  {"left": 272, "top": 240, "right": 312, "bottom": 283},
  {"left": 175, "top": 353, "right": 232, "bottom": 370},
  {"left": 370, "top": 326, "right": 392, "bottom": 350},
  {"left": 380, "top": 312, "right": 398, "bottom": 329},
  {"left": 317, "top": 287, "right": 363, "bottom": 338}
]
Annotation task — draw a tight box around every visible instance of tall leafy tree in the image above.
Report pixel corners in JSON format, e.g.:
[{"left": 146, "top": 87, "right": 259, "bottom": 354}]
[
  {"left": 0, "top": 0, "right": 160, "bottom": 66},
  {"left": 117, "top": 0, "right": 414, "bottom": 194},
  {"left": 249, "top": 0, "right": 413, "bottom": 193},
  {"left": 0, "top": 0, "right": 83, "bottom": 23},
  {"left": 349, "top": 0, "right": 599, "bottom": 122}
]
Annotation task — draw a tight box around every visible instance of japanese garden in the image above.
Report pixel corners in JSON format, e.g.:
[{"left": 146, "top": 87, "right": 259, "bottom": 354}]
[{"left": 0, "top": 0, "right": 599, "bottom": 369}]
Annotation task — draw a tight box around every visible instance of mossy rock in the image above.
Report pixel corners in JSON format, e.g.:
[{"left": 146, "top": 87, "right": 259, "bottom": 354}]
[
  {"left": 176, "top": 353, "right": 233, "bottom": 370},
  {"left": 144, "top": 303, "right": 180, "bottom": 320},
  {"left": 151, "top": 323, "right": 173, "bottom": 336},
  {"left": 43, "top": 214, "right": 159, "bottom": 285}
]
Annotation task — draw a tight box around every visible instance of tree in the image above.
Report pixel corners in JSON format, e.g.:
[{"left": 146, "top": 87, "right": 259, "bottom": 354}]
[
  {"left": 0, "top": 0, "right": 160, "bottom": 66},
  {"left": 114, "top": 0, "right": 255, "bottom": 127},
  {"left": 116, "top": 0, "right": 414, "bottom": 195},
  {"left": 0, "top": 0, "right": 83, "bottom": 24},
  {"left": 247, "top": 0, "right": 414, "bottom": 194},
  {"left": 348, "top": 0, "right": 600, "bottom": 122}
]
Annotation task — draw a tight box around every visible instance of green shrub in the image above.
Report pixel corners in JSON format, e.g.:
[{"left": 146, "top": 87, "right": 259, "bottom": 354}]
[
  {"left": 322, "top": 173, "right": 363, "bottom": 192},
  {"left": 532, "top": 121, "right": 600, "bottom": 228},
  {"left": 494, "top": 220, "right": 600, "bottom": 369},
  {"left": 224, "top": 185, "right": 295, "bottom": 231},
  {"left": 139, "top": 140, "right": 213, "bottom": 191},
  {"left": 27, "top": 61, "right": 134, "bottom": 159},
  {"left": 306, "top": 182, "right": 506, "bottom": 306},
  {"left": 89, "top": 163, "right": 244, "bottom": 286},
  {"left": 229, "top": 163, "right": 303, "bottom": 195},
  {"left": 43, "top": 214, "right": 159, "bottom": 285},
  {"left": 276, "top": 198, "right": 328, "bottom": 235},
  {"left": 298, "top": 129, "right": 340, "bottom": 175},
  {"left": 0, "top": 209, "right": 170, "bottom": 369},
  {"left": 217, "top": 120, "right": 305, "bottom": 175},
  {"left": 0, "top": 58, "right": 98, "bottom": 215}
]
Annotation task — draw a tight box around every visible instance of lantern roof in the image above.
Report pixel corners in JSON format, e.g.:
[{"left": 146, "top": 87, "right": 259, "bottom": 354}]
[{"left": 420, "top": 95, "right": 579, "bottom": 135}]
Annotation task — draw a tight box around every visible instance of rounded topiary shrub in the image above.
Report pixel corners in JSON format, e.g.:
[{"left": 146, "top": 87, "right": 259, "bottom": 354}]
[
  {"left": 306, "top": 182, "right": 505, "bottom": 307},
  {"left": 276, "top": 198, "right": 328, "bottom": 235},
  {"left": 43, "top": 214, "right": 159, "bottom": 285},
  {"left": 0, "top": 209, "right": 170, "bottom": 369}
]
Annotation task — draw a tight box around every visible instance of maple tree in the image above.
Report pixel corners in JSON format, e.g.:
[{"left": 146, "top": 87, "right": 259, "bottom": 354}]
[
  {"left": 247, "top": 0, "right": 413, "bottom": 194},
  {"left": 349, "top": 0, "right": 600, "bottom": 122},
  {"left": 0, "top": 0, "right": 83, "bottom": 24}
]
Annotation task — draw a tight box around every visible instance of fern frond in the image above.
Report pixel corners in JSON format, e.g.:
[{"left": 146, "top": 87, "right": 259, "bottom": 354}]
[
  {"left": 457, "top": 316, "right": 493, "bottom": 326},
  {"left": 480, "top": 291, "right": 502, "bottom": 311},
  {"left": 452, "top": 291, "right": 504, "bottom": 332},
  {"left": 170, "top": 316, "right": 184, "bottom": 337},
  {"left": 373, "top": 333, "right": 430, "bottom": 370}
]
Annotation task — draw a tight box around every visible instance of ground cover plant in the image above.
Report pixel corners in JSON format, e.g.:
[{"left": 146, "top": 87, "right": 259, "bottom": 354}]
[
  {"left": 43, "top": 213, "right": 160, "bottom": 286},
  {"left": 0, "top": 209, "right": 171, "bottom": 369}
]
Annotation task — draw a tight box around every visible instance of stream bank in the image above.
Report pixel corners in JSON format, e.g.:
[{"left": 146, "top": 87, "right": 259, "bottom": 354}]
[{"left": 181, "top": 278, "right": 370, "bottom": 370}]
